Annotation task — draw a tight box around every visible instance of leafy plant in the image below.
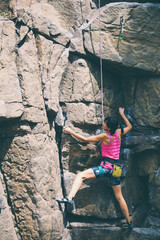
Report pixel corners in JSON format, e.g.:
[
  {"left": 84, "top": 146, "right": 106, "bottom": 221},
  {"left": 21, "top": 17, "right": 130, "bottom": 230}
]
[{"left": 0, "top": 12, "right": 9, "bottom": 18}]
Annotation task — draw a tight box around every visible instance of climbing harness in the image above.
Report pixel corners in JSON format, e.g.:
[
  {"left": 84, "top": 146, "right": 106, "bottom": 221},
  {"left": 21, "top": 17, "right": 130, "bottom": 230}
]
[
  {"left": 120, "top": 16, "right": 125, "bottom": 39},
  {"left": 98, "top": 0, "right": 104, "bottom": 125},
  {"left": 112, "top": 164, "right": 122, "bottom": 177}
]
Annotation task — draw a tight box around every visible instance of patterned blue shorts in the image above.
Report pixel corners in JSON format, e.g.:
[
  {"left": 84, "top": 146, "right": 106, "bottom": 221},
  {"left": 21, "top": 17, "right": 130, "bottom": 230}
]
[{"left": 92, "top": 166, "right": 120, "bottom": 186}]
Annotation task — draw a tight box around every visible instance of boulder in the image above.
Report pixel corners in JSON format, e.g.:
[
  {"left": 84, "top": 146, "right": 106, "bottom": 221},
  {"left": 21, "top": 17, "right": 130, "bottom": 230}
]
[
  {"left": 149, "top": 185, "right": 160, "bottom": 217},
  {"left": 16, "top": 30, "right": 47, "bottom": 123},
  {"left": 145, "top": 215, "right": 160, "bottom": 228},
  {"left": 60, "top": 58, "right": 101, "bottom": 103},
  {"left": 48, "top": 0, "right": 95, "bottom": 31},
  {"left": 70, "top": 223, "right": 160, "bottom": 240},
  {"left": 94, "top": 0, "right": 160, "bottom": 8},
  {"left": 38, "top": 35, "right": 69, "bottom": 115},
  {"left": 123, "top": 228, "right": 160, "bottom": 240},
  {"left": 62, "top": 228, "right": 72, "bottom": 240},
  {"left": 83, "top": 3, "right": 160, "bottom": 75},
  {"left": 0, "top": 19, "right": 23, "bottom": 120},
  {"left": 122, "top": 76, "right": 160, "bottom": 128},
  {"left": 135, "top": 150, "right": 159, "bottom": 180},
  {"left": 70, "top": 223, "right": 121, "bottom": 240},
  {"left": 0, "top": 174, "right": 18, "bottom": 240},
  {"left": 17, "top": 3, "right": 71, "bottom": 46},
  {"left": 1, "top": 133, "right": 64, "bottom": 240}
]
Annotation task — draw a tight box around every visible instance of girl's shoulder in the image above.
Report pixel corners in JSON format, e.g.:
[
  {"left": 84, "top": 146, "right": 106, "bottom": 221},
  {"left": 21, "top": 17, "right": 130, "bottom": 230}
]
[
  {"left": 103, "top": 132, "right": 111, "bottom": 138},
  {"left": 115, "top": 129, "right": 121, "bottom": 141},
  {"left": 116, "top": 129, "right": 121, "bottom": 135},
  {"left": 102, "top": 132, "right": 112, "bottom": 144}
]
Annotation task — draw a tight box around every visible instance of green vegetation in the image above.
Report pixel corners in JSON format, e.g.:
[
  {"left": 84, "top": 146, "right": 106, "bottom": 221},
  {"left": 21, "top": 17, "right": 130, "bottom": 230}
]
[{"left": 0, "top": 12, "right": 9, "bottom": 18}]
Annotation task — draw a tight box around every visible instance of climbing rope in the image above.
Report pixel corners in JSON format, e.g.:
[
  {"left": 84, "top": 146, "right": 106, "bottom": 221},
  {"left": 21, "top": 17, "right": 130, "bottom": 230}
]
[{"left": 98, "top": 0, "right": 104, "bottom": 125}]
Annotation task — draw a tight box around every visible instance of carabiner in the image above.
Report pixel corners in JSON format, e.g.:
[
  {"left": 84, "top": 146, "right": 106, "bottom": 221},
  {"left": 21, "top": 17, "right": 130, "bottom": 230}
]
[{"left": 120, "top": 32, "right": 124, "bottom": 39}]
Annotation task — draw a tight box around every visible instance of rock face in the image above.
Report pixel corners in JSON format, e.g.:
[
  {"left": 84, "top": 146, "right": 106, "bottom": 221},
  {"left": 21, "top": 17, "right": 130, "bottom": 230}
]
[
  {"left": 83, "top": 3, "right": 160, "bottom": 74},
  {"left": 70, "top": 223, "right": 160, "bottom": 240},
  {"left": 0, "top": 173, "right": 19, "bottom": 240},
  {"left": 0, "top": 19, "right": 23, "bottom": 119},
  {"left": 0, "top": 1, "right": 160, "bottom": 240}
]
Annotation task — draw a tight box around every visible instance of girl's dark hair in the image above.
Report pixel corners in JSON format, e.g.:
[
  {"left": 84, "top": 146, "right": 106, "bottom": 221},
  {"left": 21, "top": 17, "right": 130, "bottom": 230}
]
[{"left": 104, "top": 117, "right": 118, "bottom": 135}]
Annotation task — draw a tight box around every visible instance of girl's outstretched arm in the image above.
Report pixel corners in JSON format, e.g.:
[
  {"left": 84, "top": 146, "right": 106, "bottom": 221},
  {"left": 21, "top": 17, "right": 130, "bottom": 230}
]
[{"left": 63, "top": 127, "right": 109, "bottom": 143}]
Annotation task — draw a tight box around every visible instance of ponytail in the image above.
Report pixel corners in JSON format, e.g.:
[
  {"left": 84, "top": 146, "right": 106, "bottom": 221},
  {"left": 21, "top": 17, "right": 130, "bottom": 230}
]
[
  {"left": 121, "top": 125, "right": 124, "bottom": 135},
  {"left": 110, "top": 127, "right": 117, "bottom": 136}
]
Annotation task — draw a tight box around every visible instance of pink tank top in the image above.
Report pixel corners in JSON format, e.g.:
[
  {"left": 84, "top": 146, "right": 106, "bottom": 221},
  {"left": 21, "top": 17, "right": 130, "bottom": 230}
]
[{"left": 101, "top": 131, "right": 121, "bottom": 160}]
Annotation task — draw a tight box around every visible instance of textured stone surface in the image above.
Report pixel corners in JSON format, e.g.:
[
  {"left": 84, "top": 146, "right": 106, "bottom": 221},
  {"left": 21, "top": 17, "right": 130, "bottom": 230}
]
[
  {"left": 123, "top": 228, "right": 160, "bottom": 240},
  {"left": 17, "top": 30, "right": 47, "bottom": 123},
  {"left": 0, "top": 19, "right": 23, "bottom": 120},
  {"left": 122, "top": 76, "right": 160, "bottom": 127},
  {"left": 60, "top": 58, "right": 101, "bottom": 103},
  {"left": 17, "top": 3, "right": 72, "bottom": 46},
  {"left": 94, "top": 0, "right": 160, "bottom": 8},
  {"left": 0, "top": 131, "right": 64, "bottom": 240},
  {"left": 39, "top": 35, "right": 69, "bottom": 115},
  {"left": 48, "top": 0, "right": 94, "bottom": 31},
  {"left": 62, "top": 228, "right": 72, "bottom": 240},
  {"left": 83, "top": 3, "right": 160, "bottom": 75},
  {"left": 0, "top": 6, "right": 65, "bottom": 239},
  {"left": 0, "top": 1, "right": 160, "bottom": 239},
  {"left": 70, "top": 223, "right": 160, "bottom": 240},
  {"left": 71, "top": 223, "right": 122, "bottom": 240},
  {"left": 0, "top": 174, "right": 19, "bottom": 240}
]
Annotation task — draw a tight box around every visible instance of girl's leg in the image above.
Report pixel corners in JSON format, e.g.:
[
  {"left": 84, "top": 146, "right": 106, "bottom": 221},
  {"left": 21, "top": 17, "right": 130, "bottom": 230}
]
[
  {"left": 112, "top": 185, "right": 130, "bottom": 224},
  {"left": 68, "top": 168, "right": 96, "bottom": 200}
]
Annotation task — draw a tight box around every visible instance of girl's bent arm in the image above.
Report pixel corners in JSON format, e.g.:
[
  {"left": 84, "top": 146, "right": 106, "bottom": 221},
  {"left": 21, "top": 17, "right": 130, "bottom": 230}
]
[{"left": 119, "top": 108, "right": 132, "bottom": 135}]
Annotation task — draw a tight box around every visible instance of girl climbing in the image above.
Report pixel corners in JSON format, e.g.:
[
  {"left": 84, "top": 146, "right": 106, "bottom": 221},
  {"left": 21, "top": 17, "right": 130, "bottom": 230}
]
[{"left": 57, "top": 107, "right": 134, "bottom": 230}]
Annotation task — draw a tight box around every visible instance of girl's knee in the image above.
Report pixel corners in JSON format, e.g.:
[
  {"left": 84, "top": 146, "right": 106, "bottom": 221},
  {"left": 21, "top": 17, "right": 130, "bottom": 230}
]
[
  {"left": 115, "top": 194, "right": 123, "bottom": 202},
  {"left": 116, "top": 196, "right": 121, "bottom": 202},
  {"left": 76, "top": 169, "right": 93, "bottom": 181},
  {"left": 77, "top": 171, "right": 85, "bottom": 180},
  {"left": 81, "top": 171, "right": 89, "bottom": 180}
]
